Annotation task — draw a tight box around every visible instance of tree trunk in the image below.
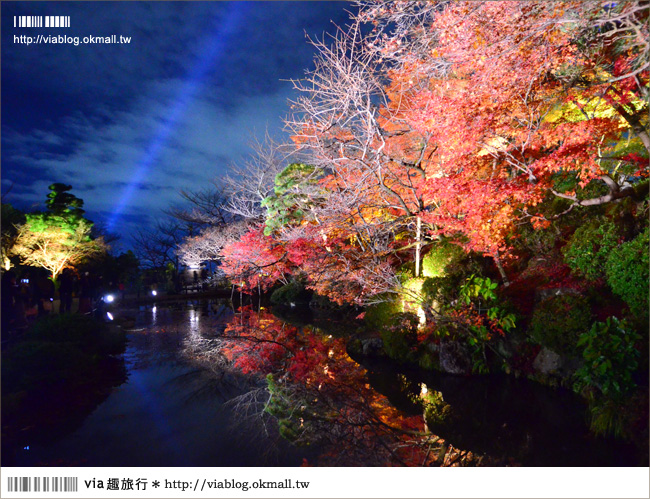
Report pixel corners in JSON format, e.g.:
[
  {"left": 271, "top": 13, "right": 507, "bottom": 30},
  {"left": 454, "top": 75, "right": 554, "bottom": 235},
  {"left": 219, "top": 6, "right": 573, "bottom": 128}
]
[
  {"left": 415, "top": 216, "right": 422, "bottom": 278},
  {"left": 495, "top": 252, "right": 510, "bottom": 287}
]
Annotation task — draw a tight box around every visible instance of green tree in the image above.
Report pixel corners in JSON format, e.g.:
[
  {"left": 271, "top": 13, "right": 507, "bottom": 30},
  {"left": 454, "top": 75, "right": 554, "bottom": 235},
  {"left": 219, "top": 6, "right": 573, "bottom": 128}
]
[
  {"left": 11, "top": 186, "right": 104, "bottom": 282},
  {"left": 45, "top": 183, "right": 85, "bottom": 219},
  {"left": 261, "top": 163, "right": 324, "bottom": 236},
  {"left": 13, "top": 215, "right": 105, "bottom": 282}
]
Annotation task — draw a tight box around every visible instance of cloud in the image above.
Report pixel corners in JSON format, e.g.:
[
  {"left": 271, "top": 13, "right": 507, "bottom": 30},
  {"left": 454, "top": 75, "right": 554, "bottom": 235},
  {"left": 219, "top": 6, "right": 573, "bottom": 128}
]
[
  {"left": 2, "top": 1, "right": 355, "bottom": 248},
  {"left": 3, "top": 75, "right": 295, "bottom": 240}
]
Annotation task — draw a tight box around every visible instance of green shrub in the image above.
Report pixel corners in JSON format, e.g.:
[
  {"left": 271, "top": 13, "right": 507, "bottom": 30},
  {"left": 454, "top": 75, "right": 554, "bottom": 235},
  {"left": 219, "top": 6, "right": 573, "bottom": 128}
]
[
  {"left": 364, "top": 297, "right": 400, "bottom": 331},
  {"left": 270, "top": 280, "right": 312, "bottom": 305},
  {"left": 515, "top": 219, "right": 563, "bottom": 254},
  {"left": 606, "top": 227, "right": 649, "bottom": 319},
  {"left": 529, "top": 294, "right": 592, "bottom": 355},
  {"left": 574, "top": 317, "right": 640, "bottom": 398},
  {"left": 309, "top": 292, "right": 338, "bottom": 309},
  {"left": 563, "top": 218, "right": 620, "bottom": 281},
  {"left": 421, "top": 276, "right": 458, "bottom": 309},
  {"left": 422, "top": 241, "right": 464, "bottom": 277},
  {"left": 573, "top": 317, "right": 641, "bottom": 437},
  {"left": 422, "top": 389, "right": 453, "bottom": 428},
  {"left": 2, "top": 341, "right": 93, "bottom": 391},
  {"left": 418, "top": 349, "right": 438, "bottom": 370},
  {"left": 2, "top": 314, "right": 126, "bottom": 395},
  {"left": 27, "top": 313, "right": 107, "bottom": 342}
]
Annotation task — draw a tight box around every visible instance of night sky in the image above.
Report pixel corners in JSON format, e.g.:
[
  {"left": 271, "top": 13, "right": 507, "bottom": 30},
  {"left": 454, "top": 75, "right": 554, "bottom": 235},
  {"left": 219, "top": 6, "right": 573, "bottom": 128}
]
[{"left": 2, "top": 1, "right": 353, "bottom": 248}]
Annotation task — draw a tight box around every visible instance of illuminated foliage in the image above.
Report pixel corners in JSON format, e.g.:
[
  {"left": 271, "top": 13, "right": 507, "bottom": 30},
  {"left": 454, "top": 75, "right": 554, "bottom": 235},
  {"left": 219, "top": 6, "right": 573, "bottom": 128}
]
[
  {"left": 216, "top": 306, "right": 476, "bottom": 466},
  {"left": 261, "top": 163, "right": 325, "bottom": 236},
  {"left": 12, "top": 214, "right": 105, "bottom": 281},
  {"left": 1, "top": 203, "right": 25, "bottom": 270},
  {"left": 220, "top": 227, "right": 291, "bottom": 291}
]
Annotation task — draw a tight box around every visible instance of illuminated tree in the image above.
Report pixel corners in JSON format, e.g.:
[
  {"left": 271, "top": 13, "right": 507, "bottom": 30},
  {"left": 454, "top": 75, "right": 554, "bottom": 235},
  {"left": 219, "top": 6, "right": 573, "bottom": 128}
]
[
  {"left": 12, "top": 214, "right": 105, "bottom": 282},
  {"left": 176, "top": 221, "right": 249, "bottom": 269},
  {"left": 359, "top": 0, "right": 648, "bottom": 260},
  {"left": 217, "top": 0, "right": 648, "bottom": 306},
  {"left": 1, "top": 203, "right": 25, "bottom": 270}
]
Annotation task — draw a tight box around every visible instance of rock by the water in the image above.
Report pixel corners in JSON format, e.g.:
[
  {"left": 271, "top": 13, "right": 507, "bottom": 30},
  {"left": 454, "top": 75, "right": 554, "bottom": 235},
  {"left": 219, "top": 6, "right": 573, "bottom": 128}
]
[
  {"left": 361, "top": 337, "right": 384, "bottom": 357},
  {"left": 532, "top": 347, "right": 562, "bottom": 374},
  {"left": 439, "top": 340, "right": 472, "bottom": 374}
]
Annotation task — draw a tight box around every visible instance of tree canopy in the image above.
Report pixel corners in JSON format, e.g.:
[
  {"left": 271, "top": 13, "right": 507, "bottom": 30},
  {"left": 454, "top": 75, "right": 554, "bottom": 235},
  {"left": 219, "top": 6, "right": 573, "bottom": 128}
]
[{"left": 10, "top": 185, "right": 105, "bottom": 280}]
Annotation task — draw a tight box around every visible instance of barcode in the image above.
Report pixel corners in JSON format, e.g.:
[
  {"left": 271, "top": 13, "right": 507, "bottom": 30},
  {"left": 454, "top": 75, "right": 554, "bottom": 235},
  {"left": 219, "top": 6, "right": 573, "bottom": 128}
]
[
  {"left": 7, "top": 477, "right": 78, "bottom": 493},
  {"left": 14, "top": 16, "right": 70, "bottom": 28}
]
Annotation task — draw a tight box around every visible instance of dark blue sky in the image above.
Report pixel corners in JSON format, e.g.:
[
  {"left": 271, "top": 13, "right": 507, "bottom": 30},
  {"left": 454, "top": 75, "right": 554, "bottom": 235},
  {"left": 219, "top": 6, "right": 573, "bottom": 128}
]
[{"left": 2, "top": 1, "right": 353, "bottom": 248}]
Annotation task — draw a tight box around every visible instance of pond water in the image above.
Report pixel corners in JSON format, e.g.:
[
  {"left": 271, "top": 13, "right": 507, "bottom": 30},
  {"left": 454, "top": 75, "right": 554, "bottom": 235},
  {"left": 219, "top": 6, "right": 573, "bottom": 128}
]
[
  {"left": 10, "top": 301, "right": 311, "bottom": 467},
  {"left": 7, "top": 299, "right": 641, "bottom": 467}
]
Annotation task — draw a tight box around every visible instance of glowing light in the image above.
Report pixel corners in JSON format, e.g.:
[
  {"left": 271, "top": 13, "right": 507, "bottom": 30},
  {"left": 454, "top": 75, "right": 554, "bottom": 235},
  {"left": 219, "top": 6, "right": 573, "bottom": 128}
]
[
  {"left": 151, "top": 290, "right": 157, "bottom": 296},
  {"left": 189, "top": 308, "right": 200, "bottom": 338},
  {"left": 106, "top": 312, "right": 114, "bottom": 321},
  {"left": 420, "top": 383, "right": 428, "bottom": 397},
  {"left": 152, "top": 306, "right": 157, "bottom": 313},
  {"left": 104, "top": 294, "right": 115, "bottom": 303},
  {"left": 417, "top": 306, "right": 426, "bottom": 326},
  {"left": 105, "top": 3, "right": 248, "bottom": 232}
]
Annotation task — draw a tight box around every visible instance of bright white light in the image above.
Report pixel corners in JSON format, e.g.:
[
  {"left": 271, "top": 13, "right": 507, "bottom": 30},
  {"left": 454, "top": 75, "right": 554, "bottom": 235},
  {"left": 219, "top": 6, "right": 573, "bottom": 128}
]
[
  {"left": 417, "top": 306, "right": 426, "bottom": 326},
  {"left": 152, "top": 306, "right": 157, "bottom": 313},
  {"left": 104, "top": 294, "right": 115, "bottom": 303},
  {"left": 151, "top": 290, "right": 157, "bottom": 296},
  {"left": 106, "top": 312, "right": 114, "bottom": 321}
]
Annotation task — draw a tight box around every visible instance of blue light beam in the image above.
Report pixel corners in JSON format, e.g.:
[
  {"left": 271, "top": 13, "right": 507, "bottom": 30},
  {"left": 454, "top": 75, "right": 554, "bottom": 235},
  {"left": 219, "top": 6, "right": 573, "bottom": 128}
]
[{"left": 107, "top": 2, "right": 248, "bottom": 232}]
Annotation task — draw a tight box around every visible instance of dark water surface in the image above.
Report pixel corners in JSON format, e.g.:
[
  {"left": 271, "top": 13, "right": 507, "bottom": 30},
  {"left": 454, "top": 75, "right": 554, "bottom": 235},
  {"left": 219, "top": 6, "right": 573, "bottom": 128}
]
[
  {"left": 10, "top": 301, "right": 309, "bottom": 467},
  {"left": 7, "top": 299, "right": 642, "bottom": 466}
]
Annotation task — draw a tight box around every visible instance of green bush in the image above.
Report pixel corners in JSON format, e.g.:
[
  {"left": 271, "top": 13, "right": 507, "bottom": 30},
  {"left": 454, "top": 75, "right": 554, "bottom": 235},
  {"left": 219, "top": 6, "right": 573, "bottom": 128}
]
[
  {"left": 422, "top": 389, "right": 453, "bottom": 428},
  {"left": 422, "top": 241, "right": 464, "bottom": 277},
  {"left": 364, "top": 297, "right": 400, "bottom": 331},
  {"left": 563, "top": 218, "right": 620, "bottom": 281},
  {"left": 606, "top": 227, "right": 649, "bottom": 319},
  {"left": 574, "top": 317, "right": 640, "bottom": 398},
  {"left": 309, "top": 292, "right": 338, "bottom": 309},
  {"left": 2, "top": 341, "right": 93, "bottom": 391},
  {"left": 25, "top": 313, "right": 126, "bottom": 356},
  {"left": 529, "top": 294, "right": 592, "bottom": 355},
  {"left": 421, "top": 276, "right": 458, "bottom": 309},
  {"left": 270, "top": 280, "right": 312, "bottom": 306},
  {"left": 573, "top": 317, "right": 641, "bottom": 437},
  {"left": 28, "top": 313, "right": 106, "bottom": 341}
]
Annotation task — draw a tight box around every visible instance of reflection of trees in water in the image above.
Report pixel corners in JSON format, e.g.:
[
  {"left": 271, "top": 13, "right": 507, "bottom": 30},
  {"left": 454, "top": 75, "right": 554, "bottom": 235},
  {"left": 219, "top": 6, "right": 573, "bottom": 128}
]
[{"left": 183, "top": 305, "right": 484, "bottom": 466}]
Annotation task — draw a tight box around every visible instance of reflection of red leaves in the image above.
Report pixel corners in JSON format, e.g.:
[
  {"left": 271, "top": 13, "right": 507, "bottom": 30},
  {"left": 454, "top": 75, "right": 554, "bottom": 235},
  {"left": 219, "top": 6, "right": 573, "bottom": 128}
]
[
  {"left": 220, "top": 307, "right": 439, "bottom": 466},
  {"left": 222, "top": 307, "right": 296, "bottom": 374}
]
